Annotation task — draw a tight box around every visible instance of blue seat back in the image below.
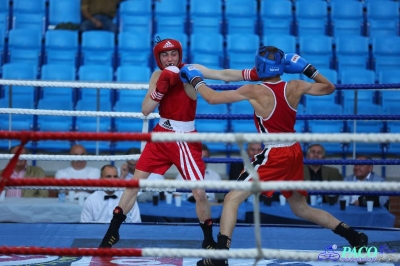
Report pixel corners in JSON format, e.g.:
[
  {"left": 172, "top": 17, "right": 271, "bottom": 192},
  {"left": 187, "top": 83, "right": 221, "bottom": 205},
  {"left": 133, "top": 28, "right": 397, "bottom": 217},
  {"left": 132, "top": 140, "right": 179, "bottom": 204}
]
[
  {"left": 335, "top": 36, "right": 369, "bottom": 71},
  {"left": 48, "top": 0, "right": 81, "bottom": 26},
  {"left": 298, "top": 35, "right": 332, "bottom": 69},
  {"left": 81, "top": 31, "right": 115, "bottom": 66},
  {"left": 118, "top": 32, "right": 151, "bottom": 66},
  {"left": 263, "top": 34, "right": 296, "bottom": 54},
  {"left": 295, "top": 1, "right": 328, "bottom": 35},
  {"left": 45, "top": 30, "right": 79, "bottom": 65},
  {"left": 260, "top": 0, "right": 293, "bottom": 35},
  {"left": 331, "top": 1, "right": 363, "bottom": 36}
]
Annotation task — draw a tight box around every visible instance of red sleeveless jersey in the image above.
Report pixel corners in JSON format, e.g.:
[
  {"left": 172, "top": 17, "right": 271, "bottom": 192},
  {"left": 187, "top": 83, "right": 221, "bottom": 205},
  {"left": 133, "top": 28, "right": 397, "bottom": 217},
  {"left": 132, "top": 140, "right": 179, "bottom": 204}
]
[
  {"left": 158, "top": 64, "right": 197, "bottom": 122},
  {"left": 254, "top": 81, "right": 296, "bottom": 133}
]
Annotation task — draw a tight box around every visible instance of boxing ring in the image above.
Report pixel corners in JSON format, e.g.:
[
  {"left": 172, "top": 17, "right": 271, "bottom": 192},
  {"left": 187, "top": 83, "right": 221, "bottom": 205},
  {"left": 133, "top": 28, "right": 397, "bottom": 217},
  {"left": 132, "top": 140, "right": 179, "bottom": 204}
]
[{"left": 1, "top": 80, "right": 400, "bottom": 266}]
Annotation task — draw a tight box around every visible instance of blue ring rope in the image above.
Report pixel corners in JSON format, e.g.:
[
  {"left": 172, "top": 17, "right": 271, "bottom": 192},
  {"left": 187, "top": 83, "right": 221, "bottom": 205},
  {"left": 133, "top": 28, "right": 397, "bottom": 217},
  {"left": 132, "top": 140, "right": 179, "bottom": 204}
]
[
  {"left": 209, "top": 84, "right": 400, "bottom": 91},
  {"left": 196, "top": 114, "right": 400, "bottom": 120},
  {"left": 204, "top": 158, "right": 400, "bottom": 165}
]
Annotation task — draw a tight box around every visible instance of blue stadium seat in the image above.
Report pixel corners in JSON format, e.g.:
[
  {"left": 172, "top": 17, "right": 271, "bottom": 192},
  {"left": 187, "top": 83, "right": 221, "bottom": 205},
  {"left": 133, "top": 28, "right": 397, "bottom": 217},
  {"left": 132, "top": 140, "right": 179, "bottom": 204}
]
[
  {"left": 295, "top": 1, "right": 328, "bottom": 36},
  {"left": 306, "top": 103, "right": 346, "bottom": 155},
  {"left": 81, "top": 31, "right": 115, "bottom": 67},
  {"left": 118, "top": 32, "right": 151, "bottom": 67},
  {"left": 263, "top": 34, "right": 297, "bottom": 54},
  {"left": 330, "top": 1, "right": 364, "bottom": 36},
  {"left": 8, "top": 29, "right": 42, "bottom": 73},
  {"left": 45, "top": 30, "right": 79, "bottom": 66},
  {"left": 77, "top": 65, "right": 114, "bottom": 108},
  {"left": 115, "top": 65, "right": 150, "bottom": 103},
  {"left": 0, "top": 63, "right": 37, "bottom": 132},
  {"left": 48, "top": 0, "right": 80, "bottom": 28},
  {"left": 372, "top": 37, "right": 400, "bottom": 81},
  {"left": 154, "top": 0, "right": 186, "bottom": 33},
  {"left": 335, "top": 36, "right": 369, "bottom": 72},
  {"left": 0, "top": 0, "right": 9, "bottom": 37},
  {"left": 189, "top": 0, "right": 222, "bottom": 34},
  {"left": 40, "top": 64, "right": 76, "bottom": 104},
  {"left": 298, "top": 35, "right": 333, "bottom": 69},
  {"left": 367, "top": 1, "right": 400, "bottom": 37},
  {"left": 225, "top": 0, "right": 257, "bottom": 34},
  {"left": 74, "top": 99, "right": 113, "bottom": 153},
  {"left": 226, "top": 33, "right": 260, "bottom": 69},
  {"left": 380, "top": 72, "right": 400, "bottom": 153},
  {"left": 230, "top": 100, "right": 256, "bottom": 133},
  {"left": 190, "top": 33, "right": 224, "bottom": 68},
  {"left": 196, "top": 95, "right": 228, "bottom": 153},
  {"left": 37, "top": 63, "right": 76, "bottom": 151},
  {"left": 119, "top": 1, "right": 152, "bottom": 34},
  {"left": 12, "top": 0, "right": 46, "bottom": 34},
  {"left": 260, "top": 0, "right": 293, "bottom": 35}
]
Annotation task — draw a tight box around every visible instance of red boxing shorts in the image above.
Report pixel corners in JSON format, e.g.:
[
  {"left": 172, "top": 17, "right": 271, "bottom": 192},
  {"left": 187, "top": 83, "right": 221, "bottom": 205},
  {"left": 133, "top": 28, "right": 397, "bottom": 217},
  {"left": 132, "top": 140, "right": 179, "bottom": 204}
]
[
  {"left": 237, "top": 142, "right": 307, "bottom": 198},
  {"left": 136, "top": 124, "right": 205, "bottom": 180}
]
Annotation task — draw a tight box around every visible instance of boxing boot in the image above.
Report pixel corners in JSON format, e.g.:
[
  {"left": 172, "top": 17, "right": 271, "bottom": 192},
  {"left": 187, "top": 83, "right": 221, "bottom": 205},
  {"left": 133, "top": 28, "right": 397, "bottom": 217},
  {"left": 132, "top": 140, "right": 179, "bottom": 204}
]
[
  {"left": 99, "top": 206, "right": 126, "bottom": 248},
  {"left": 333, "top": 222, "right": 368, "bottom": 264},
  {"left": 200, "top": 219, "right": 217, "bottom": 249},
  {"left": 197, "top": 233, "right": 230, "bottom": 266}
]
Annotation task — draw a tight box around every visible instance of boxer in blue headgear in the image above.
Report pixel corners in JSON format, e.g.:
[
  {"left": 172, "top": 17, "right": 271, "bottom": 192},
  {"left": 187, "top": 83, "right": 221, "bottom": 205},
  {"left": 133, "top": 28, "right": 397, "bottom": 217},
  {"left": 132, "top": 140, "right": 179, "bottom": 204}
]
[{"left": 255, "top": 46, "right": 285, "bottom": 78}]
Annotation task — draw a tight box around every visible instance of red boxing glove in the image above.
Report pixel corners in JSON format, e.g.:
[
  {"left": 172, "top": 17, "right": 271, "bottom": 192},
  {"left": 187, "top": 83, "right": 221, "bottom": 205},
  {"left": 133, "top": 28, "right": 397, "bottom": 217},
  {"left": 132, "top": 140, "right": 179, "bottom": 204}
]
[
  {"left": 242, "top": 67, "right": 261, "bottom": 81},
  {"left": 151, "top": 66, "right": 180, "bottom": 102}
]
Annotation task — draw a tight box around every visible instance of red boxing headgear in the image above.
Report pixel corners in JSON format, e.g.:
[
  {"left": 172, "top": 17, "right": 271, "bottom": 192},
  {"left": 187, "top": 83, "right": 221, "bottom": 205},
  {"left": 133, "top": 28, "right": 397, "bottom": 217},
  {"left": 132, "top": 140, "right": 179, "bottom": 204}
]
[{"left": 153, "top": 37, "right": 183, "bottom": 70}]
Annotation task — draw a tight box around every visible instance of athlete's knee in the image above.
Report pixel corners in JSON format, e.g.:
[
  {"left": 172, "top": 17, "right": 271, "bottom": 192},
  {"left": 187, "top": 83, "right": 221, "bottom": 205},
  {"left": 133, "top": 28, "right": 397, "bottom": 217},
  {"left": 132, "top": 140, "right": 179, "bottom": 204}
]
[
  {"left": 224, "top": 191, "right": 249, "bottom": 206},
  {"left": 192, "top": 189, "right": 208, "bottom": 202}
]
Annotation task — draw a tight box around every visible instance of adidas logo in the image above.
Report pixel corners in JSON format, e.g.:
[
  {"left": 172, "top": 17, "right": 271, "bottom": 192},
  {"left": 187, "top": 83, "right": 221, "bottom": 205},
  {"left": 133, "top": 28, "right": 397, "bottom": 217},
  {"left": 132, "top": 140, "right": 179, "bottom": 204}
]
[
  {"left": 163, "top": 41, "right": 174, "bottom": 48},
  {"left": 163, "top": 120, "right": 173, "bottom": 130}
]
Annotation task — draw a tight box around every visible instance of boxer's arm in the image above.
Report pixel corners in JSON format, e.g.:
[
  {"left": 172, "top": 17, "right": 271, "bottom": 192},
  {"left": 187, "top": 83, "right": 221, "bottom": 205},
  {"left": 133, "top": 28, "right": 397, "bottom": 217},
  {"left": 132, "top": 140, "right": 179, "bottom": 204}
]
[
  {"left": 142, "top": 70, "right": 161, "bottom": 116},
  {"left": 192, "top": 64, "right": 245, "bottom": 82}
]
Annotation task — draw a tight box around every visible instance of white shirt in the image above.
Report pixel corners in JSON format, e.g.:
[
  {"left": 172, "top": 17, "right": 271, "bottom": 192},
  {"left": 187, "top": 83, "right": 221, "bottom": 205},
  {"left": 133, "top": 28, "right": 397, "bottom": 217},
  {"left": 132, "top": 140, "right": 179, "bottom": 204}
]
[
  {"left": 350, "top": 173, "right": 371, "bottom": 204},
  {"left": 175, "top": 168, "right": 222, "bottom": 201},
  {"left": 80, "top": 190, "right": 141, "bottom": 223},
  {"left": 55, "top": 166, "right": 100, "bottom": 179}
]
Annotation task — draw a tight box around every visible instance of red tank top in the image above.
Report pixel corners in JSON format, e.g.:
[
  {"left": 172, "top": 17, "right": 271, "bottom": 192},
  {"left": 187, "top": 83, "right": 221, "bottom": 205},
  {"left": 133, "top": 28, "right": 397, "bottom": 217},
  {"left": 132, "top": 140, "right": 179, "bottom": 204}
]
[
  {"left": 254, "top": 81, "right": 296, "bottom": 133},
  {"left": 158, "top": 64, "right": 196, "bottom": 121}
]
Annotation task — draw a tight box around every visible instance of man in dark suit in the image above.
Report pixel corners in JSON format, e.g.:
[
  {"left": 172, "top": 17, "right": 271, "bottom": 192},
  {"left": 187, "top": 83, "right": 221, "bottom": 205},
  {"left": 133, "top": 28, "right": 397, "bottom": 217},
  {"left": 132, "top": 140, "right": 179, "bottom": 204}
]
[{"left": 303, "top": 144, "right": 342, "bottom": 203}]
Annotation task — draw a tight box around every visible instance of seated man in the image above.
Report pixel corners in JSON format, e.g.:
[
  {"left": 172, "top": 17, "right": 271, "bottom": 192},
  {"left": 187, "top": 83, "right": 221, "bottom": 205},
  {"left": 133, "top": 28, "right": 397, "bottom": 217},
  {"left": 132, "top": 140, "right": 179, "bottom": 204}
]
[
  {"left": 0, "top": 145, "right": 48, "bottom": 198},
  {"left": 80, "top": 165, "right": 141, "bottom": 223},
  {"left": 303, "top": 144, "right": 342, "bottom": 204},
  {"left": 343, "top": 155, "right": 388, "bottom": 208}
]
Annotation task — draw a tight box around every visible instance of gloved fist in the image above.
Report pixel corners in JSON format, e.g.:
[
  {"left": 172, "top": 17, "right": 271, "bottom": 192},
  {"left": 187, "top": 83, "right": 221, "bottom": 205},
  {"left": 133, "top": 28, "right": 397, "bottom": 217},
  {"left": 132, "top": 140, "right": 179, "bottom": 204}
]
[
  {"left": 151, "top": 66, "right": 180, "bottom": 101},
  {"left": 180, "top": 65, "right": 206, "bottom": 91},
  {"left": 284, "top": 53, "right": 319, "bottom": 79}
]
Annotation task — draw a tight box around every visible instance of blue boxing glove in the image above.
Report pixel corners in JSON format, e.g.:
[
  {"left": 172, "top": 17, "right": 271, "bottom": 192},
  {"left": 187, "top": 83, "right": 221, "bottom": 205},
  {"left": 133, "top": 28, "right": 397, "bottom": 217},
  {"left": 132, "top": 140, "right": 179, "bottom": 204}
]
[
  {"left": 180, "top": 65, "right": 206, "bottom": 91},
  {"left": 284, "top": 53, "right": 319, "bottom": 79}
]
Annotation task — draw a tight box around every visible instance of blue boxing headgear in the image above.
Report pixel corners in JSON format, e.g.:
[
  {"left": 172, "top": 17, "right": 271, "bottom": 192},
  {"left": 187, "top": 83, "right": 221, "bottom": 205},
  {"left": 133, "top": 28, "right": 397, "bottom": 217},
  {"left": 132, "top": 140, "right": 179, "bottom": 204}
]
[{"left": 255, "top": 46, "right": 285, "bottom": 78}]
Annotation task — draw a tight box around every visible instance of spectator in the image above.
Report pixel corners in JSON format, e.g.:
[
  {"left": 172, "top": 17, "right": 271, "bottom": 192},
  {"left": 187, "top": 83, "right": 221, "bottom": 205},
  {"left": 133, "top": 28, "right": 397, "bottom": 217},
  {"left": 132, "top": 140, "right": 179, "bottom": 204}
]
[
  {"left": 80, "top": 165, "right": 141, "bottom": 223},
  {"left": 0, "top": 145, "right": 48, "bottom": 198},
  {"left": 120, "top": 147, "right": 164, "bottom": 202},
  {"left": 229, "top": 142, "right": 263, "bottom": 181},
  {"left": 303, "top": 144, "right": 342, "bottom": 204},
  {"left": 343, "top": 155, "right": 388, "bottom": 208},
  {"left": 176, "top": 144, "right": 222, "bottom": 202},
  {"left": 55, "top": 144, "right": 100, "bottom": 180},
  {"left": 80, "top": 0, "right": 121, "bottom": 33}
]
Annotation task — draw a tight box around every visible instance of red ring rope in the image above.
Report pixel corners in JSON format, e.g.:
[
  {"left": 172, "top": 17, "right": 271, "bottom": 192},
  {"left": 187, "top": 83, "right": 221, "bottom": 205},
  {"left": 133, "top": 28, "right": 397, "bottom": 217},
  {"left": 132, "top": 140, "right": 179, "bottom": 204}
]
[
  {"left": 0, "top": 131, "right": 151, "bottom": 141},
  {"left": 0, "top": 246, "right": 142, "bottom": 257}
]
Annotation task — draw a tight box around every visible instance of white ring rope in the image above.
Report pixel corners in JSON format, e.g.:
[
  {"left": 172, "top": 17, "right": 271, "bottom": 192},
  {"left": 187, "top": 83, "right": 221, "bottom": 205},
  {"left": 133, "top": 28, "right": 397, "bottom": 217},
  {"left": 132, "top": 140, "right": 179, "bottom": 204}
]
[
  {"left": 6, "top": 180, "right": 400, "bottom": 192},
  {"left": 141, "top": 248, "right": 400, "bottom": 262},
  {"left": 0, "top": 79, "right": 149, "bottom": 90},
  {"left": 0, "top": 108, "right": 160, "bottom": 119}
]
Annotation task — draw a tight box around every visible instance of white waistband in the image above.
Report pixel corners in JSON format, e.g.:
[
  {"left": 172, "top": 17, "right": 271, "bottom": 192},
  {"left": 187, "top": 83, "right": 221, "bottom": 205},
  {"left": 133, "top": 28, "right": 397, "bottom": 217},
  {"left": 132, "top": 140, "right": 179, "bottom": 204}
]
[
  {"left": 264, "top": 142, "right": 296, "bottom": 148},
  {"left": 159, "top": 118, "right": 195, "bottom": 132}
]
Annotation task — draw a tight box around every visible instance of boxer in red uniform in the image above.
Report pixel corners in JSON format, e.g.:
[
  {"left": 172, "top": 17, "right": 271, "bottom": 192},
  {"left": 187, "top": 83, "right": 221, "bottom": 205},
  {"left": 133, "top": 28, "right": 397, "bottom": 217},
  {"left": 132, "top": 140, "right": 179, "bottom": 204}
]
[
  {"left": 181, "top": 46, "right": 369, "bottom": 266},
  {"left": 99, "top": 37, "right": 255, "bottom": 250}
]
